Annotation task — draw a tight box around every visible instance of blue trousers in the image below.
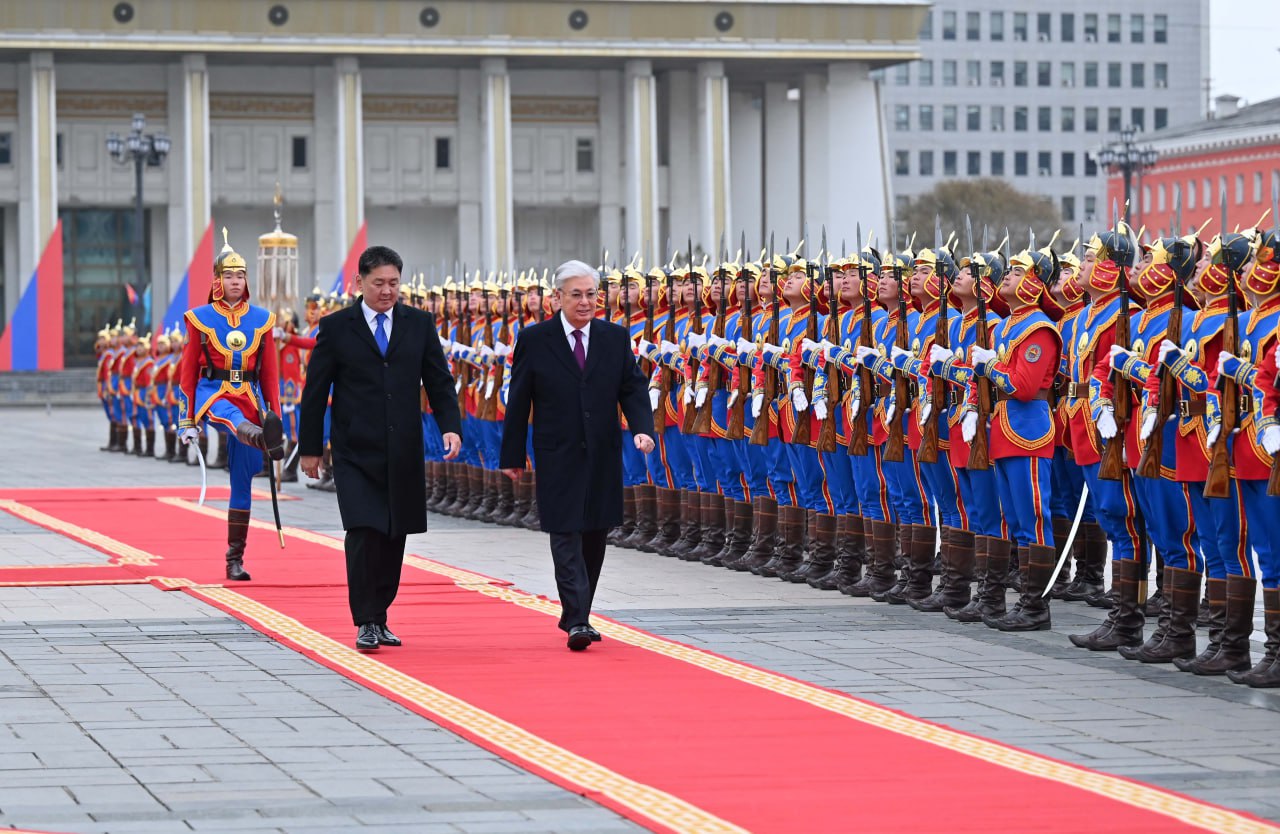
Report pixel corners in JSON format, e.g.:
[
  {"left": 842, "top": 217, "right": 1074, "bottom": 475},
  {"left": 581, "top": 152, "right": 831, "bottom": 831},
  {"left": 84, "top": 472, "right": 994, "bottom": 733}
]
[
  {"left": 1081, "top": 462, "right": 1140, "bottom": 562},
  {"left": 920, "top": 458, "right": 964, "bottom": 530},
  {"left": 956, "top": 466, "right": 1002, "bottom": 537},
  {"left": 282, "top": 406, "right": 299, "bottom": 443},
  {"left": 1239, "top": 479, "right": 1277, "bottom": 585},
  {"left": 423, "top": 412, "right": 444, "bottom": 461},
  {"left": 758, "top": 441, "right": 795, "bottom": 505},
  {"left": 621, "top": 431, "right": 649, "bottom": 486},
  {"left": 1186, "top": 483, "right": 1228, "bottom": 580},
  {"left": 884, "top": 449, "right": 928, "bottom": 526},
  {"left": 821, "top": 450, "right": 857, "bottom": 516},
  {"left": 994, "top": 456, "right": 1053, "bottom": 548},
  {"left": 851, "top": 446, "right": 890, "bottom": 522},
  {"left": 711, "top": 438, "right": 746, "bottom": 500},
  {"left": 687, "top": 435, "right": 716, "bottom": 492},
  {"left": 460, "top": 415, "right": 483, "bottom": 466},
  {"left": 1133, "top": 475, "right": 1198, "bottom": 571},
  {"left": 785, "top": 443, "right": 827, "bottom": 511},
  {"left": 739, "top": 441, "right": 770, "bottom": 499},
  {"left": 1051, "top": 446, "right": 1095, "bottom": 522},
  {"left": 206, "top": 399, "right": 260, "bottom": 513},
  {"left": 479, "top": 419, "right": 501, "bottom": 470},
  {"left": 649, "top": 426, "right": 696, "bottom": 490}
]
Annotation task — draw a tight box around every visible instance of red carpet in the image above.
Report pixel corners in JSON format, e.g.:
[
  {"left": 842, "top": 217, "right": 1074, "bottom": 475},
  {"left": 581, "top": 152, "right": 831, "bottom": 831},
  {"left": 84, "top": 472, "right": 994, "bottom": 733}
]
[{"left": 1, "top": 488, "right": 1275, "bottom": 834}]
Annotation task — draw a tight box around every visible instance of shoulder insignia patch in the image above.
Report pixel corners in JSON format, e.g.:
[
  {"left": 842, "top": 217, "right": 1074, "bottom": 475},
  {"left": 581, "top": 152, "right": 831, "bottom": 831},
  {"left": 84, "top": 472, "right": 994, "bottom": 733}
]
[{"left": 1025, "top": 344, "right": 1042, "bottom": 363}]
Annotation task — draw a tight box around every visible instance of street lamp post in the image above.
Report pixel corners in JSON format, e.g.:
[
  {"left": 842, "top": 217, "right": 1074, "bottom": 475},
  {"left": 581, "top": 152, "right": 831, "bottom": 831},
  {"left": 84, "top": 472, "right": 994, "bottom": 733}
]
[
  {"left": 1097, "top": 126, "right": 1158, "bottom": 227},
  {"left": 106, "top": 113, "right": 170, "bottom": 323}
]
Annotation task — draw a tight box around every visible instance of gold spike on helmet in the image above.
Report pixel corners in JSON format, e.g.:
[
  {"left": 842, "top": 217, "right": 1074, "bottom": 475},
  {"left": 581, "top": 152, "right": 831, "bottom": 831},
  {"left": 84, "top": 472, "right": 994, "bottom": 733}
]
[
  {"left": 214, "top": 227, "right": 247, "bottom": 275},
  {"left": 123, "top": 317, "right": 137, "bottom": 336}
]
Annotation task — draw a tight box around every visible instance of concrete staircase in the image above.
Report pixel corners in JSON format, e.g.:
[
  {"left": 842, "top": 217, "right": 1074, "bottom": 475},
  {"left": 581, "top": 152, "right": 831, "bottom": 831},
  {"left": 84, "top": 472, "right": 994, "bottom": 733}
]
[{"left": 0, "top": 368, "right": 100, "bottom": 407}]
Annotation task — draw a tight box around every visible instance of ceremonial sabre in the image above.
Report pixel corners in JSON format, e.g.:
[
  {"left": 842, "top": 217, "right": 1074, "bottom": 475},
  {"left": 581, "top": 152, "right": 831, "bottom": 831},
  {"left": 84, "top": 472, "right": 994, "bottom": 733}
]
[
  {"left": 192, "top": 438, "right": 208, "bottom": 507},
  {"left": 283, "top": 440, "right": 300, "bottom": 472},
  {"left": 1042, "top": 485, "right": 1090, "bottom": 597}
]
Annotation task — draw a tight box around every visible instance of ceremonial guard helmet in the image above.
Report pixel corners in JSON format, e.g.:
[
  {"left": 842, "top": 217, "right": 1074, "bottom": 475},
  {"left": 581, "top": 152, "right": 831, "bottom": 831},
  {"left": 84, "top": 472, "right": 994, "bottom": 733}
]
[{"left": 211, "top": 228, "right": 249, "bottom": 303}]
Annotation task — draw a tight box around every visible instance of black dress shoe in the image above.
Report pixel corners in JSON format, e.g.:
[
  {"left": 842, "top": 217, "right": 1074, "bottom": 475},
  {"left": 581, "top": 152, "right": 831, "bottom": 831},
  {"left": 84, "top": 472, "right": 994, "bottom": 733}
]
[
  {"left": 567, "top": 625, "right": 592, "bottom": 652},
  {"left": 585, "top": 626, "right": 601, "bottom": 642},
  {"left": 355, "top": 623, "right": 380, "bottom": 652},
  {"left": 377, "top": 625, "right": 401, "bottom": 647}
]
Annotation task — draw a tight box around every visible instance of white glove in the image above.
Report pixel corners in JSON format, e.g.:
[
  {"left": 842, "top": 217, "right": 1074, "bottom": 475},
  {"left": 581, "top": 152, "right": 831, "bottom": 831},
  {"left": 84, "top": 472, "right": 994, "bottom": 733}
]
[
  {"left": 885, "top": 399, "right": 897, "bottom": 423},
  {"left": 1263, "top": 425, "right": 1280, "bottom": 456},
  {"left": 961, "top": 411, "right": 978, "bottom": 443},
  {"left": 479, "top": 344, "right": 495, "bottom": 360},
  {"left": 971, "top": 346, "right": 997, "bottom": 367},
  {"left": 1109, "top": 344, "right": 1134, "bottom": 370},
  {"left": 649, "top": 388, "right": 661, "bottom": 411},
  {"left": 1216, "top": 350, "right": 1236, "bottom": 377},
  {"left": 454, "top": 379, "right": 462, "bottom": 393},
  {"left": 825, "top": 344, "right": 845, "bottom": 363},
  {"left": 736, "top": 338, "right": 756, "bottom": 357},
  {"left": 891, "top": 345, "right": 912, "bottom": 362},
  {"left": 706, "top": 333, "right": 730, "bottom": 349},
  {"left": 179, "top": 427, "right": 200, "bottom": 446},
  {"left": 1096, "top": 406, "right": 1117, "bottom": 440},
  {"left": 452, "top": 345, "right": 473, "bottom": 360},
  {"left": 638, "top": 338, "right": 655, "bottom": 356},
  {"left": 695, "top": 386, "right": 708, "bottom": 408},
  {"left": 493, "top": 341, "right": 512, "bottom": 358},
  {"left": 819, "top": 339, "right": 837, "bottom": 357},
  {"left": 484, "top": 378, "right": 495, "bottom": 398},
  {"left": 919, "top": 401, "right": 933, "bottom": 425},
  {"left": 281, "top": 403, "right": 296, "bottom": 415},
  {"left": 1139, "top": 411, "right": 1157, "bottom": 441},
  {"left": 686, "top": 331, "right": 707, "bottom": 349},
  {"left": 1207, "top": 422, "right": 1221, "bottom": 447},
  {"left": 660, "top": 339, "right": 681, "bottom": 355},
  {"left": 929, "top": 344, "right": 953, "bottom": 366},
  {"left": 1157, "top": 338, "right": 1179, "bottom": 365},
  {"left": 727, "top": 390, "right": 739, "bottom": 409},
  {"left": 791, "top": 387, "right": 809, "bottom": 412},
  {"left": 439, "top": 336, "right": 453, "bottom": 352},
  {"left": 813, "top": 399, "right": 828, "bottom": 421},
  {"left": 683, "top": 385, "right": 694, "bottom": 405},
  {"left": 751, "top": 392, "right": 764, "bottom": 419},
  {"left": 802, "top": 338, "right": 822, "bottom": 355},
  {"left": 273, "top": 326, "right": 286, "bottom": 340},
  {"left": 854, "top": 345, "right": 879, "bottom": 366}
]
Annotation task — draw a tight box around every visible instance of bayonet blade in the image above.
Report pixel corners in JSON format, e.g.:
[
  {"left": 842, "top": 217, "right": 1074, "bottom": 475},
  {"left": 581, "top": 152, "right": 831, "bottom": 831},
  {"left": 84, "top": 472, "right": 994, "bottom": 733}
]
[
  {"left": 1221, "top": 182, "right": 1229, "bottom": 240},
  {"left": 965, "top": 214, "right": 975, "bottom": 260},
  {"left": 934, "top": 213, "right": 942, "bottom": 250}
]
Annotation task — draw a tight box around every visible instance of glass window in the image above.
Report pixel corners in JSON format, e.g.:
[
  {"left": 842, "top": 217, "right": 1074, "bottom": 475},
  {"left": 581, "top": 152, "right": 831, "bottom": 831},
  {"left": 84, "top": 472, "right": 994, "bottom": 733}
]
[
  {"left": 1131, "top": 63, "right": 1145, "bottom": 89},
  {"left": 1062, "top": 152, "right": 1075, "bottom": 177},
  {"left": 1085, "top": 195, "right": 1097, "bottom": 220},
  {"left": 919, "top": 104, "right": 934, "bottom": 131},
  {"left": 967, "top": 105, "right": 981, "bottom": 131},
  {"left": 919, "top": 11, "right": 933, "bottom": 39},
  {"left": 966, "top": 11, "right": 980, "bottom": 40},
  {"left": 1037, "top": 62, "right": 1051, "bottom": 87},
  {"left": 1107, "top": 14, "right": 1121, "bottom": 43},
  {"left": 1015, "top": 151, "right": 1028, "bottom": 177},
  {"left": 943, "top": 60, "right": 957, "bottom": 86},
  {"left": 991, "top": 151, "right": 1005, "bottom": 176},
  {"left": 1013, "top": 12, "right": 1027, "bottom": 41},
  {"left": 1158, "top": 183, "right": 1166, "bottom": 212},
  {"left": 1255, "top": 173, "right": 1263, "bottom": 203},
  {"left": 990, "top": 11, "right": 1004, "bottom": 41},
  {"left": 894, "top": 150, "right": 910, "bottom": 176},
  {"left": 1108, "top": 63, "right": 1122, "bottom": 88},
  {"left": 942, "top": 10, "right": 956, "bottom": 40},
  {"left": 968, "top": 151, "right": 981, "bottom": 176},
  {"left": 894, "top": 63, "right": 910, "bottom": 85},
  {"left": 1061, "top": 13, "right": 1075, "bottom": 43},
  {"left": 1154, "top": 108, "right": 1168, "bottom": 130},
  {"left": 894, "top": 105, "right": 910, "bottom": 130},
  {"left": 576, "top": 138, "right": 594, "bottom": 172},
  {"left": 919, "top": 150, "right": 934, "bottom": 176},
  {"left": 943, "top": 151, "right": 957, "bottom": 176},
  {"left": 1143, "top": 186, "right": 1151, "bottom": 216},
  {"left": 1236, "top": 174, "right": 1245, "bottom": 203},
  {"left": 1061, "top": 107, "right": 1076, "bottom": 132},
  {"left": 1131, "top": 14, "right": 1144, "bottom": 43},
  {"left": 991, "top": 105, "right": 1005, "bottom": 131},
  {"left": 1038, "top": 152, "right": 1052, "bottom": 176},
  {"left": 943, "top": 105, "right": 957, "bottom": 131},
  {"left": 290, "top": 136, "right": 308, "bottom": 169},
  {"left": 967, "top": 60, "right": 981, "bottom": 86},
  {"left": 1188, "top": 180, "right": 1197, "bottom": 211},
  {"left": 1085, "top": 156, "right": 1098, "bottom": 177},
  {"left": 1062, "top": 196, "right": 1076, "bottom": 221},
  {"left": 1154, "top": 63, "right": 1168, "bottom": 88},
  {"left": 918, "top": 61, "right": 933, "bottom": 86},
  {"left": 1014, "top": 61, "right": 1027, "bottom": 87},
  {"left": 1084, "top": 63, "right": 1098, "bottom": 88},
  {"left": 1154, "top": 14, "right": 1167, "bottom": 43},
  {"left": 0, "top": 132, "right": 12, "bottom": 166},
  {"left": 1085, "top": 107, "right": 1099, "bottom": 132},
  {"left": 1061, "top": 62, "right": 1075, "bottom": 87},
  {"left": 1108, "top": 107, "right": 1122, "bottom": 132},
  {"left": 990, "top": 61, "right": 1005, "bottom": 86},
  {"left": 59, "top": 208, "right": 154, "bottom": 365},
  {"left": 1038, "top": 106, "right": 1052, "bottom": 132},
  {"left": 1037, "top": 13, "right": 1051, "bottom": 41},
  {"left": 435, "top": 137, "right": 451, "bottom": 170},
  {"left": 1084, "top": 13, "right": 1098, "bottom": 42},
  {"left": 1131, "top": 107, "right": 1145, "bottom": 130},
  {"left": 1014, "top": 106, "right": 1028, "bottom": 132}
]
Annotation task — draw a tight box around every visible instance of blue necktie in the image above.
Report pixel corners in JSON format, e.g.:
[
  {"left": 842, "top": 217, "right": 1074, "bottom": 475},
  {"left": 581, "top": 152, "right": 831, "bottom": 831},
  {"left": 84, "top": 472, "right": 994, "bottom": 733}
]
[{"left": 374, "top": 312, "right": 388, "bottom": 356}]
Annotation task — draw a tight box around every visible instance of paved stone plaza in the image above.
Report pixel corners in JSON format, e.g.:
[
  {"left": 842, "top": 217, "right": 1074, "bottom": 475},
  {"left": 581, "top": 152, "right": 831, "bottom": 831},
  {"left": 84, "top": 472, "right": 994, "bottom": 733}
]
[{"left": 1, "top": 407, "right": 1278, "bottom": 833}]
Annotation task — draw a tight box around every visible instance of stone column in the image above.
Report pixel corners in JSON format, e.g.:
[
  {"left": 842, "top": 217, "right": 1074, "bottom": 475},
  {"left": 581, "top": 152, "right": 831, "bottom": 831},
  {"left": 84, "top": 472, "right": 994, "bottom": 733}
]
[
  {"left": 16, "top": 51, "right": 57, "bottom": 294},
  {"left": 480, "top": 58, "right": 513, "bottom": 271},
  {"left": 165, "top": 54, "right": 209, "bottom": 319},
  {"left": 696, "top": 61, "right": 731, "bottom": 255},
  {"left": 456, "top": 68, "right": 482, "bottom": 270},
  {"left": 824, "top": 62, "right": 888, "bottom": 244},
  {"left": 624, "top": 60, "right": 660, "bottom": 268},
  {"left": 763, "top": 81, "right": 800, "bottom": 246},
  {"left": 729, "top": 86, "right": 763, "bottom": 248},
  {"left": 313, "top": 57, "right": 364, "bottom": 286},
  {"left": 335, "top": 56, "right": 364, "bottom": 271},
  {"left": 801, "top": 70, "right": 828, "bottom": 236},
  {"left": 596, "top": 68, "right": 623, "bottom": 265}
]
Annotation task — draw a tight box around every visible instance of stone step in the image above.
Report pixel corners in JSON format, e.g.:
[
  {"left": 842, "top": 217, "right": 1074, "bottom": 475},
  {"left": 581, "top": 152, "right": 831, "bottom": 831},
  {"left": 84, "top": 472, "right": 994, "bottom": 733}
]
[{"left": 0, "top": 369, "right": 100, "bottom": 407}]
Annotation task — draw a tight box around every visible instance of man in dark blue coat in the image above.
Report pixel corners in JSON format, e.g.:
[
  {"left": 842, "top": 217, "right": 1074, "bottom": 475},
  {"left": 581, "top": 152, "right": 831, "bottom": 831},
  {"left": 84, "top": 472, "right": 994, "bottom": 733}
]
[{"left": 500, "top": 260, "right": 655, "bottom": 651}]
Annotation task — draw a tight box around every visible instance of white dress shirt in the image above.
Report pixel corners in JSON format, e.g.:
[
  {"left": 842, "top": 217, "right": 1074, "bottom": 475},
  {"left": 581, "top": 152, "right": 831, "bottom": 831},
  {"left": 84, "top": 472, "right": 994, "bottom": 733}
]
[
  {"left": 362, "top": 300, "right": 393, "bottom": 341},
  {"left": 560, "top": 312, "right": 589, "bottom": 358}
]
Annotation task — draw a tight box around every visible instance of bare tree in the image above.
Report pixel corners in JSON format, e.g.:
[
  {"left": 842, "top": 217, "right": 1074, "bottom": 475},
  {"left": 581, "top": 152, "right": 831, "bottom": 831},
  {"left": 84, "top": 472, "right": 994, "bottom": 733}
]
[{"left": 896, "top": 179, "right": 1066, "bottom": 253}]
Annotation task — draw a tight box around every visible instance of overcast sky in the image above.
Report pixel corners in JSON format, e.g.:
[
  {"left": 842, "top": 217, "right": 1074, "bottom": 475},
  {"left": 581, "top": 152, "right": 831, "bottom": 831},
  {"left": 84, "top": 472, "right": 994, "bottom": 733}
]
[{"left": 1210, "top": 0, "right": 1280, "bottom": 107}]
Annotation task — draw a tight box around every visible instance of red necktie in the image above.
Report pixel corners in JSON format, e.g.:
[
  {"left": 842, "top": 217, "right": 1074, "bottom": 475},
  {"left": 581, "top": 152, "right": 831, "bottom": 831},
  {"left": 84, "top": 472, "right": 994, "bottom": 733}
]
[{"left": 572, "top": 329, "right": 586, "bottom": 370}]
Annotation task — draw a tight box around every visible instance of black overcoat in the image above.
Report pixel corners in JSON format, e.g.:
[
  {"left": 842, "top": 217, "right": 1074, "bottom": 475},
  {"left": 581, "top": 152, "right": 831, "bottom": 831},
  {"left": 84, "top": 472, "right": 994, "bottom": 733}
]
[
  {"left": 299, "top": 299, "right": 461, "bottom": 536},
  {"left": 499, "top": 315, "right": 654, "bottom": 533}
]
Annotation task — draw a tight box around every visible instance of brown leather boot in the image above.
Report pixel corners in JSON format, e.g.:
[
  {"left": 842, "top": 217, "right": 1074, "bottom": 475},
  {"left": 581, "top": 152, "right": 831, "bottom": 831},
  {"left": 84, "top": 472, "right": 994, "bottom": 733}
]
[
  {"left": 162, "top": 430, "right": 176, "bottom": 462},
  {"left": 522, "top": 471, "right": 541, "bottom": 530},
  {"left": 143, "top": 429, "right": 155, "bottom": 458},
  {"left": 946, "top": 534, "right": 987, "bottom": 620},
  {"left": 702, "top": 496, "right": 736, "bottom": 566},
  {"left": 225, "top": 508, "right": 252, "bottom": 581},
  {"left": 609, "top": 486, "right": 638, "bottom": 545},
  {"left": 1048, "top": 516, "right": 1073, "bottom": 598},
  {"left": 987, "top": 543, "right": 1054, "bottom": 631},
  {"left": 1119, "top": 566, "right": 1200, "bottom": 662},
  {"left": 439, "top": 462, "right": 466, "bottom": 513},
  {"left": 885, "top": 524, "right": 936, "bottom": 605},
  {"left": 687, "top": 494, "right": 726, "bottom": 563},
  {"left": 1227, "top": 588, "right": 1280, "bottom": 687},
  {"left": 1176, "top": 577, "right": 1225, "bottom": 672},
  {"left": 789, "top": 511, "right": 837, "bottom": 581},
  {"left": 131, "top": 426, "right": 144, "bottom": 456},
  {"left": 503, "top": 469, "right": 531, "bottom": 525},
  {"left": 782, "top": 510, "right": 824, "bottom": 582},
  {"left": 846, "top": 519, "right": 898, "bottom": 597},
  {"left": 101, "top": 423, "right": 117, "bottom": 452},
  {"left": 470, "top": 469, "right": 498, "bottom": 521},
  {"left": 1061, "top": 521, "right": 1107, "bottom": 601},
  {"left": 758, "top": 505, "right": 805, "bottom": 578},
  {"left": 1068, "top": 558, "right": 1145, "bottom": 650},
  {"left": 734, "top": 497, "right": 780, "bottom": 572},
  {"left": 952, "top": 537, "right": 1010, "bottom": 621},
  {"left": 643, "top": 487, "right": 683, "bottom": 553},
  {"left": 717, "top": 499, "right": 755, "bottom": 568},
  {"left": 487, "top": 469, "right": 515, "bottom": 524},
  {"left": 913, "top": 527, "right": 975, "bottom": 612},
  {"left": 814, "top": 514, "right": 864, "bottom": 591},
  {"left": 1186, "top": 575, "right": 1255, "bottom": 675},
  {"left": 621, "top": 484, "right": 658, "bottom": 549},
  {"left": 669, "top": 491, "right": 705, "bottom": 559}
]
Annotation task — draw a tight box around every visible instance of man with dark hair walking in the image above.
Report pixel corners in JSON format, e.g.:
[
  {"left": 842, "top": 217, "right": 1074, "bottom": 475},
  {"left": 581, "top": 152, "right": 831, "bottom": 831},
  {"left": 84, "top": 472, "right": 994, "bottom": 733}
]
[{"left": 299, "top": 245, "right": 463, "bottom": 651}]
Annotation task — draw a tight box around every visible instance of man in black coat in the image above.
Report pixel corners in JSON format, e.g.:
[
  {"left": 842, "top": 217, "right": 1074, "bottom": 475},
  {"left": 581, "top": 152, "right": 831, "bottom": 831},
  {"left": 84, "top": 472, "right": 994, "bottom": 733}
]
[
  {"left": 500, "top": 259, "right": 655, "bottom": 651},
  {"left": 299, "top": 246, "right": 462, "bottom": 651}
]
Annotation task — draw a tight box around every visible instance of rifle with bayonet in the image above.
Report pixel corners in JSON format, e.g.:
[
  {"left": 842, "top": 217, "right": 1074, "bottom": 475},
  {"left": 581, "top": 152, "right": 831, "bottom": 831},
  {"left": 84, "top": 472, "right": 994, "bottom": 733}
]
[
  {"left": 655, "top": 265, "right": 677, "bottom": 431},
  {"left": 727, "top": 237, "right": 752, "bottom": 441},
  {"left": 485, "top": 278, "right": 511, "bottom": 418},
  {"left": 1136, "top": 206, "right": 1190, "bottom": 479},
  {"left": 1206, "top": 185, "right": 1239, "bottom": 499},
  {"left": 681, "top": 239, "right": 704, "bottom": 434},
  {"left": 478, "top": 275, "right": 497, "bottom": 420},
  {"left": 885, "top": 228, "right": 908, "bottom": 463},
  {"left": 1100, "top": 208, "right": 1133, "bottom": 482},
  {"left": 965, "top": 216, "right": 993, "bottom": 470},
  {"left": 793, "top": 235, "right": 818, "bottom": 447},
  {"left": 750, "top": 235, "right": 780, "bottom": 447},
  {"left": 456, "top": 273, "right": 473, "bottom": 425},
  {"left": 817, "top": 237, "right": 840, "bottom": 454},
  {"left": 849, "top": 224, "right": 873, "bottom": 457},
  {"left": 920, "top": 216, "right": 948, "bottom": 465},
  {"left": 694, "top": 237, "right": 729, "bottom": 435}
]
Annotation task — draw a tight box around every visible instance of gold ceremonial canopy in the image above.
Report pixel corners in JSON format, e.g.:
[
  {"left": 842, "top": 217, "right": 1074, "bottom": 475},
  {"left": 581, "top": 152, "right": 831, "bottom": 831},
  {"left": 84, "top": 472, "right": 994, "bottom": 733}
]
[{"left": 256, "top": 183, "right": 299, "bottom": 317}]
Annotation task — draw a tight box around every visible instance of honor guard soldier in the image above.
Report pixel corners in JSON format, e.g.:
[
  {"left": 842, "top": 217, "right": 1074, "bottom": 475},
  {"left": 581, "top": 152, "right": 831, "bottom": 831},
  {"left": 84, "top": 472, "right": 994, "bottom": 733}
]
[
  {"left": 176, "top": 229, "right": 285, "bottom": 581},
  {"left": 130, "top": 332, "right": 156, "bottom": 458}
]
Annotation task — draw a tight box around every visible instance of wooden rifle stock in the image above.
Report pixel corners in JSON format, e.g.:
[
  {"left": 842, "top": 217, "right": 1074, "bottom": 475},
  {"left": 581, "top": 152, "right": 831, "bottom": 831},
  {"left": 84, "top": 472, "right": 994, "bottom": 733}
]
[
  {"left": 884, "top": 268, "right": 908, "bottom": 462},
  {"left": 680, "top": 288, "right": 705, "bottom": 435},
  {"left": 793, "top": 267, "right": 817, "bottom": 446},
  {"left": 816, "top": 265, "right": 839, "bottom": 453},
  {"left": 484, "top": 289, "right": 510, "bottom": 419},
  {"left": 749, "top": 277, "right": 781, "bottom": 447},
  {"left": 1098, "top": 268, "right": 1132, "bottom": 481},
  {"left": 726, "top": 272, "right": 750, "bottom": 440},
  {"left": 655, "top": 276, "right": 676, "bottom": 431},
  {"left": 693, "top": 270, "right": 729, "bottom": 435},
  {"left": 919, "top": 291, "right": 948, "bottom": 465},
  {"left": 1135, "top": 299, "right": 1182, "bottom": 479},
  {"left": 848, "top": 266, "right": 873, "bottom": 457},
  {"left": 1205, "top": 279, "right": 1239, "bottom": 498},
  {"left": 966, "top": 301, "right": 993, "bottom": 470},
  {"left": 456, "top": 291, "right": 472, "bottom": 425}
]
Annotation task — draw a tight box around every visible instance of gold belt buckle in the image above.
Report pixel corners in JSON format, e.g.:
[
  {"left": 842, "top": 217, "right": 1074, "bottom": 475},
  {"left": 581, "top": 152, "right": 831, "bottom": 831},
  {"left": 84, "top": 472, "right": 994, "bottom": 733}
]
[
  {"left": 1239, "top": 394, "right": 1254, "bottom": 413},
  {"left": 1178, "top": 400, "right": 1190, "bottom": 419},
  {"left": 1067, "top": 381, "right": 1081, "bottom": 399},
  {"left": 229, "top": 369, "right": 243, "bottom": 383}
]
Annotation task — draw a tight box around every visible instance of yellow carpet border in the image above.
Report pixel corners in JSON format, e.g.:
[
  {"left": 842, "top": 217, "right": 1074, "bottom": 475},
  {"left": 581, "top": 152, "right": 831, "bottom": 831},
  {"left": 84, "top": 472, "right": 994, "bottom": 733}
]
[{"left": 0, "top": 499, "right": 160, "bottom": 566}]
